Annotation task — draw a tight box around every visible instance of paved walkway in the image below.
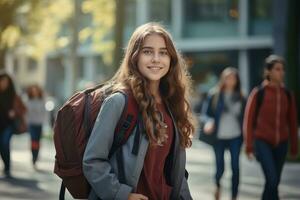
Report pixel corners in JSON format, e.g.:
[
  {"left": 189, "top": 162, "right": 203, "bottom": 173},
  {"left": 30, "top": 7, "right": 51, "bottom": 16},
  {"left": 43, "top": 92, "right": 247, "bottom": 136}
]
[
  {"left": 187, "top": 141, "right": 300, "bottom": 200},
  {"left": 0, "top": 134, "right": 299, "bottom": 199}
]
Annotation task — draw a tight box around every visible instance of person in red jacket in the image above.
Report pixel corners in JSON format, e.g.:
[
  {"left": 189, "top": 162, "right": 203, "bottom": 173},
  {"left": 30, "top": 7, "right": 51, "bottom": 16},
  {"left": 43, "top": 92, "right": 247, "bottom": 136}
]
[{"left": 243, "top": 54, "right": 298, "bottom": 200}]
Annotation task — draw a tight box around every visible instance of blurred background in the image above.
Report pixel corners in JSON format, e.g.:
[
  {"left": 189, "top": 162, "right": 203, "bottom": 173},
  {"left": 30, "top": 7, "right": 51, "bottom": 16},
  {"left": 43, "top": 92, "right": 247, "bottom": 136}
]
[
  {"left": 0, "top": 0, "right": 300, "bottom": 199},
  {"left": 0, "top": 0, "right": 299, "bottom": 108}
]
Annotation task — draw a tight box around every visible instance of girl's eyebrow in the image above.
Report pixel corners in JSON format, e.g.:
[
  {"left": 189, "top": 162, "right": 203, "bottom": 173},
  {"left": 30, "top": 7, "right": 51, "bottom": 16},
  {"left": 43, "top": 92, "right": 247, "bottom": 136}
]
[{"left": 142, "top": 46, "right": 168, "bottom": 50}]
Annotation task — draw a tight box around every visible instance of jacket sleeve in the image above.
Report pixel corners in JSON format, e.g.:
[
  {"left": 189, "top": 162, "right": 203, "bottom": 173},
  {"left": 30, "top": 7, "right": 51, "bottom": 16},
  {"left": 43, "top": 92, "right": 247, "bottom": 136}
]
[
  {"left": 83, "top": 92, "right": 132, "bottom": 200},
  {"left": 201, "top": 93, "right": 215, "bottom": 123},
  {"left": 243, "top": 88, "right": 258, "bottom": 154},
  {"left": 288, "top": 93, "right": 298, "bottom": 156},
  {"left": 179, "top": 174, "right": 193, "bottom": 200}
]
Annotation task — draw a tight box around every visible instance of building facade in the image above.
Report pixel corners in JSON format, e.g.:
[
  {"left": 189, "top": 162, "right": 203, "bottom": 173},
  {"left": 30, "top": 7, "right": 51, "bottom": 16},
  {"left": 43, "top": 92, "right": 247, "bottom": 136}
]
[{"left": 7, "top": 0, "right": 281, "bottom": 102}]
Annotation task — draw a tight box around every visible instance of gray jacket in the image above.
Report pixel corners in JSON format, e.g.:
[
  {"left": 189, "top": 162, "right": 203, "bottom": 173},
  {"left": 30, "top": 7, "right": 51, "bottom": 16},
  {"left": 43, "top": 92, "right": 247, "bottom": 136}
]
[{"left": 83, "top": 92, "right": 192, "bottom": 200}]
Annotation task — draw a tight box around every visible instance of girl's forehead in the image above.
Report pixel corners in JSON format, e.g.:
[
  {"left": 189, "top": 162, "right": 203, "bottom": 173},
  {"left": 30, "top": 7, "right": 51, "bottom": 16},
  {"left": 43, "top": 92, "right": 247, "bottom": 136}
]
[
  {"left": 143, "top": 34, "right": 165, "bottom": 43},
  {"left": 271, "top": 62, "right": 284, "bottom": 70},
  {"left": 0, "top": 76, "right": 8, "bottom": 81}
]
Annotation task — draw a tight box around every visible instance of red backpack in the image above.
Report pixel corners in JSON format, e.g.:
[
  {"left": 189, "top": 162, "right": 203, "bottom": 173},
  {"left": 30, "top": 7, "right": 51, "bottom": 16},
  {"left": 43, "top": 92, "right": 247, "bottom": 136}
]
[{"left": 53, "top": 84, "right": 138, "bottom": 199}]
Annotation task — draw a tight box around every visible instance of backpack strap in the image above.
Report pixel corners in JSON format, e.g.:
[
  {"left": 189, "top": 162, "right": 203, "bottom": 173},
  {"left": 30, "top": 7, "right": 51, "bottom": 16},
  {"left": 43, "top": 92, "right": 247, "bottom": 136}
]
[
  {"left": 284, "top": 88, "right": 291, "bottom": 103},
  {"left": 109, "top": 91, "right": 139, "bottom": 184},
  {"left": 253, "top": 85, "right": 265, "bottom": 129},
  {"left": 83, "top": 83, "right": 108, "bottom": 139},
  {"left": 83, "top": 93, "right": 92, "bottom": 139},
  {"left": 59, "top": 181, "right": 66, "bottom": 200},
  {"left": 109, "top": 90, "right": 139, "bottom": 157}
]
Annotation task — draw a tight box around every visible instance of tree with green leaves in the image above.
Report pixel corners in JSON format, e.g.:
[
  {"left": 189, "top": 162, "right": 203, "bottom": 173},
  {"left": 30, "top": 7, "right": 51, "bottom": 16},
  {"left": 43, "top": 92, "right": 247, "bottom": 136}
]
[{"left": 0, "top": 0, "right": 25, "bottom": 69}]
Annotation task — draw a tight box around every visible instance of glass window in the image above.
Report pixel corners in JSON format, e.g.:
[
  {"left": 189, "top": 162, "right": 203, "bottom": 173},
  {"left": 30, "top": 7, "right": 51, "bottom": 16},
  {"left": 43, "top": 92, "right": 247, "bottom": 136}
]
[
  {"left": 148, "top": 0, "right": 171, "bottom": 26},
  {"left": 46, "top": 56, "right": 65, "bottom": 102},
  {"left": 124, "top": 0, "right": 137, "bottom": 41},
  {"left": 248, "top": 49, "right": 271, "bottom": 89},
  {"left": 183, "top": 0, "right": 239, "bottom": 38},
  {"left": 249, "top": 0, "right": 272, "bottom": 36},
  {"left": 184, "top": 51, "right": 238, "bottom": 93}
]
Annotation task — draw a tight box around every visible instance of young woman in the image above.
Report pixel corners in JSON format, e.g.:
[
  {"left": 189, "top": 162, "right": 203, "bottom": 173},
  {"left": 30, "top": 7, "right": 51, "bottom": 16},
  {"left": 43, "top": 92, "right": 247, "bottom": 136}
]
[
  {"left": 83, "top": 23, "right": 195, "bottom": 200},
  {"left": 243, "top": 55, "right": 298, "bottom": 200},
  {"left": 0, "top": 72, "right": 26, "bottom": 177},
  {"left": 202, "top": 67, "right": 246, "bottom": 200},
  {"left": 26, "top": 84, "right": 46, "bottom": 168}
]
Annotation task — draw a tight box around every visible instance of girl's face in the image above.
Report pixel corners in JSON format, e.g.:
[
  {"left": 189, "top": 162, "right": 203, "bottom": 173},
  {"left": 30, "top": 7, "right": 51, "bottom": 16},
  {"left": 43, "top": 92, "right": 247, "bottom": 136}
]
[
  {"left": 137, "top": 34, "right": 171, "bottom": 85},
  {"left": 224, "top": 73, "right": 237, "bottom": 90},
  {"left": 268, "top": 62, "right": 285, "bottom": 83},
  {"left": 0, "top": 77, "right": 9, "bottom": 92}
]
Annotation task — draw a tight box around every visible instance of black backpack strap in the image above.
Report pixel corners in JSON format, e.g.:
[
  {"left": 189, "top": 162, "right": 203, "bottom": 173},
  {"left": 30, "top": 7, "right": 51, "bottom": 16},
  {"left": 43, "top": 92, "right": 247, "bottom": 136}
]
[
  {"left": 284, "top": 88, "right": 291, "bottom": 103},
  {"left": 109, "top": 113, "right": 133, "bottom": 157},
  {"left": 253, "top": 85, "right": 265, "bottom": 129},
  {"left": 116, "top": 148, "right": 126, "bottom": 183},
  {"left": 109, "top": 91, "right": 139, "bottom": 156},
  {"left": 131, "top": 115, "right": 142, "bottom": 155},
  {"left": 108, "top": 92, "right": 129, "bottom": 157},
  {"left": 110, "top": 113, "right": 136, "bottom": 184},
  {"left": 83, "top": 93, "right": 92, "bottom": 139},
  {"left": 59, "top": 181, "right": 65, "bottom": 200},
  {"left": 83, "top": 83, "right": 108, "bottom": 139},
  {"left": 109, "top": 92, "right": 139, "bottom": 184}
]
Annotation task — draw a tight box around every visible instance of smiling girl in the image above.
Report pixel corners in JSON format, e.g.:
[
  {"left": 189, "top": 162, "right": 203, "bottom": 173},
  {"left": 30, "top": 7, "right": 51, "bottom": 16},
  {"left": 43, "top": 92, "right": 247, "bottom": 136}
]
[{"left": 83, "top": 22, "right": 195, "bottom": 200}]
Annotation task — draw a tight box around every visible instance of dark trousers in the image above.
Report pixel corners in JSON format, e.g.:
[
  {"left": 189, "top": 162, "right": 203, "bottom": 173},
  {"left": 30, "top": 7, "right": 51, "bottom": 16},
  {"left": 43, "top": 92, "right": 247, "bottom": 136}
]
[
  {"left": 254, "top": 139, "right": 288, "bottom": 200},
  {"left": 213, "top": 136, "right": 242, "bottom": 198},
  {"left": 0, "top": 126, "right": 13, "bottom": 174},
  {"left": 29, "top": 124, "right": 42, "bottom": 164}
]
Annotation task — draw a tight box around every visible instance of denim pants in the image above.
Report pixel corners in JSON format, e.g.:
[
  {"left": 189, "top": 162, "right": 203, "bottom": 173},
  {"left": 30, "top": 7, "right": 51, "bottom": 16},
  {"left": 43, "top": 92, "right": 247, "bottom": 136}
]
[
  {"left": 213, "top": 136, "right": 242, "bottom": 198},
  {"left": 254, "top": 139, "right": 288, "bottom": 200},
  {"left": 29, "top": 124, "right": 43, "bottom": 164},
  {"left": 0, "top": 126, "right": 13, "bottom": 173}
]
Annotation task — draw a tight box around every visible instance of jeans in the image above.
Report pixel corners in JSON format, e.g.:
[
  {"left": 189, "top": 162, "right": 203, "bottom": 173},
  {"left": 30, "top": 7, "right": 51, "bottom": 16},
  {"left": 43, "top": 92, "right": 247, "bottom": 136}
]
[
  {"left": 254, "top": 139, "right": 288, "bottom": 200},
  {"left": 0, "top": 126, "right": 13, "bottom": 174},
  {"left": 213, "top": 136, "right": 242, "bottom": 198},
  {"left": 29, "top": 124, "right": 43, "bottom": 164}
]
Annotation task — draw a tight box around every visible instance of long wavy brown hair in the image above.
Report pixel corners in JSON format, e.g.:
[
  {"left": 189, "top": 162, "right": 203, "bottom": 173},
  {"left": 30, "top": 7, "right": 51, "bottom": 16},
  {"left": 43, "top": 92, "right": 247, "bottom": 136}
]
[{"left": 109, "top": 22, "right": 195, "bottom": 148}]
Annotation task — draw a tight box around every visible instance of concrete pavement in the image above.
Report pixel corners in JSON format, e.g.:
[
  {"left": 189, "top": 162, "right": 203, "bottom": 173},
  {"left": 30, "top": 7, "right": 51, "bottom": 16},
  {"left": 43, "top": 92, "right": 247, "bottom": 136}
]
[
  {"left": 0, "top": 134, "right": 300, "bottom": 199},
  {"left": 187, "top": 141, "right": 300, "bottom": 200}
]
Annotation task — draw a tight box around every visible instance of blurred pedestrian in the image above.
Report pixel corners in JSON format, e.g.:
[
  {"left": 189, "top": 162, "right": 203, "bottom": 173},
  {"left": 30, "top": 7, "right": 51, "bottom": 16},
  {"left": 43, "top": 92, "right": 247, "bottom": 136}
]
[
  {"left": 243, "top": 54, "right": 298, "bottom": 200},
  {"left": 26, "top": 84, "right": 46, "bottom": 168},
  {"left": 83, "top": 22, "right": 195, "bottom": 200},
  {"left": 201, "top": 67, "right": 246, "bottom": 200},
  {"left": 0, "top": 71, "right": 27, "bottom": 177}
]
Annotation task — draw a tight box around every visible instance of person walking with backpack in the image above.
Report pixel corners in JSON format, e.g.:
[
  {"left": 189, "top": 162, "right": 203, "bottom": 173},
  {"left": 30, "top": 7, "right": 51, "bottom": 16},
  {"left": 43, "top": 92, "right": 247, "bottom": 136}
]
[
  {"left": 25, "top": 84, "right": 46, "bottom": 168},
  {"left": 0, "top": 71, "right": 27, "bottom": 178},
  {"left": 82, "top": 22, "right": 195, "bottom": 200},
  {"left": 201, "top": 67, "right": 246, "bottom": 200},
  {"left": 243, "top": 55, "right": 298, "bottom": 200}
]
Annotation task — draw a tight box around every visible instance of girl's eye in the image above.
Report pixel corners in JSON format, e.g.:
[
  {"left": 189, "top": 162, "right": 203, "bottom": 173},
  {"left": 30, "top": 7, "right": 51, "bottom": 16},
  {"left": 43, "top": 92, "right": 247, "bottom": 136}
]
[
  {"left": 143, "top": 50, "right": 152, "bottom": 55},
  {"left": 160, "top": 51, "right": 169, "bottom": 56}
]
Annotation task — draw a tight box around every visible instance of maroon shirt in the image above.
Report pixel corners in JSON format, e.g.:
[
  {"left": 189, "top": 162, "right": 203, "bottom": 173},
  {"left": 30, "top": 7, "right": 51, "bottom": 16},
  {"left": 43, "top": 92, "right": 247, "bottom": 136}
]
[{"left": 136, "top": 103, "right": 174, "bottom": 200}]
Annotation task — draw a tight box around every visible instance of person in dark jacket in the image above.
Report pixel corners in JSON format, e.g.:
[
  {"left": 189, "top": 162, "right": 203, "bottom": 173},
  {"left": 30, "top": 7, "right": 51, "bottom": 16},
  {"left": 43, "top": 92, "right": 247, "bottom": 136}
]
[
  {"left": 83, "top": 22, "right": 196, "bottom": 200},
  {"left": 243, "top": 55, "right": 298, "bottom": 200},
  {"left": 0, "top": 71, "right": 26, "bottom": 177},
  {"left": 202, "top": 67, "right": 246, "bottom": 200}
]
